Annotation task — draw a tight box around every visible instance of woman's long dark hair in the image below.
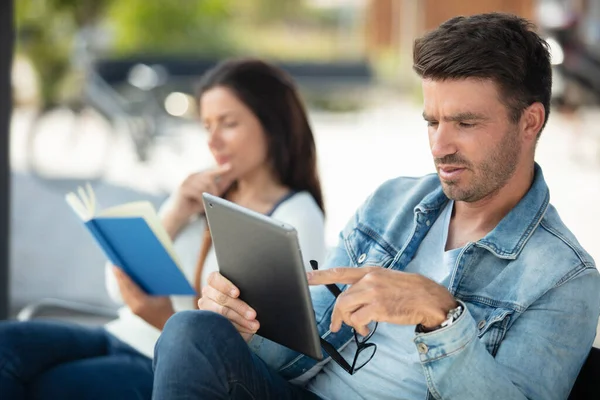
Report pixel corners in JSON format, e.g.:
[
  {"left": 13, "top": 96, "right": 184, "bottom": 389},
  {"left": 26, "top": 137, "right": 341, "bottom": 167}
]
[{"left": 197, "top": 58, "right": 324, "bottom": 214}]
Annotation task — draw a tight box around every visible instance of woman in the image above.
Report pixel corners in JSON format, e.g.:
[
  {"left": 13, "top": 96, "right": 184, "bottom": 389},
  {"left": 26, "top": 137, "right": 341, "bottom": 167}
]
[{"left": 0, "top": 58, "right": 326, "bottom": 399}]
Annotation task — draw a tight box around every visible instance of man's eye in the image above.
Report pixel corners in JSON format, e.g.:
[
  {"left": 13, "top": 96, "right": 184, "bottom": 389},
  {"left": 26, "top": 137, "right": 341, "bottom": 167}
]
[
  {"left": 459, "top": 122, "right": 475, "bottom": 128},
  {"left": 224, "top": 121, "right": 238, "bottom": 128},
  {"left": 427, "top": 121, "right": 438, "bottom": 127}
]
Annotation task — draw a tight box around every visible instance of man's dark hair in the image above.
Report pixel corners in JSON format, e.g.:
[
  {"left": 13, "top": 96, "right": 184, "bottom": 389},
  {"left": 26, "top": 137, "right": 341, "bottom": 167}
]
[{"left": 413, "top": 13, "right": 552, "bottom": 136}]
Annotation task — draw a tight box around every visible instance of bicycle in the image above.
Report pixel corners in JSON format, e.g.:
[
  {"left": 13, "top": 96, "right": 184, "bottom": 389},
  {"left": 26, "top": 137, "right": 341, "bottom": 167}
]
[{"left": 24, "top": 27, "right": 197, "bottom": 185}]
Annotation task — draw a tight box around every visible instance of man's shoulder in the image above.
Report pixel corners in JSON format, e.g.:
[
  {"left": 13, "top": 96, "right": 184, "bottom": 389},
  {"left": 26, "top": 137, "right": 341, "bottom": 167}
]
[
  {"left": 523, "top": 203, "right": 597, "bottom": 286},
  {"left": 538, "top": 204, "right": 595, "bottom": 268}
]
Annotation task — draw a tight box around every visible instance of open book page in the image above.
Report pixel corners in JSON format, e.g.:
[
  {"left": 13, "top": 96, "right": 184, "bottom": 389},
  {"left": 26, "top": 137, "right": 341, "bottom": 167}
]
[
  {"left": 99, "top": 201, "right": 182, "bottom": 268},
  {"left": 65, "top": 183, "right": 96, "bottom": 221},
  {"left": 66, "top": 184, "right": 183, "bottom": 269}
]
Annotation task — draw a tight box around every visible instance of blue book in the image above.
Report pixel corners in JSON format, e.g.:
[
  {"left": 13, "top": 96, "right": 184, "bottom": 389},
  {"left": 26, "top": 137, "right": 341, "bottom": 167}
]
[{"left": 66, "top": 184, "right": 196, "bottom": 296}]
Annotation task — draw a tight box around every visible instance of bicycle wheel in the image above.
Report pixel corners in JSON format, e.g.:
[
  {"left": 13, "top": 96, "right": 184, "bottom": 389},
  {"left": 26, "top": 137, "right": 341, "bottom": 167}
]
[{"left": 25, "top": 104, "right": 115, "bottom": 183}]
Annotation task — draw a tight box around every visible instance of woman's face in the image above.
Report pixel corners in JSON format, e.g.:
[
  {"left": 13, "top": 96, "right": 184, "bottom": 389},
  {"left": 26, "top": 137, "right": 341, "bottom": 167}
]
[{"left": 200, "top": 86, "right": 270, "bottom": 179}]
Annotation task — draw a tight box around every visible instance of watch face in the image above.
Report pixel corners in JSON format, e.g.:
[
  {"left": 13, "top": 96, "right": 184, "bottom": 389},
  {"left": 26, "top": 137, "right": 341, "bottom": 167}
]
[
  {"left": 445, "top": 305, "right": 463, "bottom": 326},
  {"left": 417, "top": 305, "right": 464, "bottom": 333}
]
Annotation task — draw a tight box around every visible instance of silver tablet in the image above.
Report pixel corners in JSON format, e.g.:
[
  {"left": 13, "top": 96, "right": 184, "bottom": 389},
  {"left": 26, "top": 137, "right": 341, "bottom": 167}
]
[{"left": 202, "top": 193, "right": 323, "bottom": 360}]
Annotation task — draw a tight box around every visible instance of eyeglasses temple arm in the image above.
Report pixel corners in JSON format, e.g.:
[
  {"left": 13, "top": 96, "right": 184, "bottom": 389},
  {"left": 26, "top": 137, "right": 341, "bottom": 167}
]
[{"left": 319, "top": 338, "right": 353, "bottom": 374}]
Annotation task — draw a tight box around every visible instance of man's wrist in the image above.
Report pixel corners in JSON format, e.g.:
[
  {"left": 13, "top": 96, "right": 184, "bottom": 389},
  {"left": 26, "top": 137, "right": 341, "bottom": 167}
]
[{"left": 417, "top": 302, "right": 463, "bottom": 333}]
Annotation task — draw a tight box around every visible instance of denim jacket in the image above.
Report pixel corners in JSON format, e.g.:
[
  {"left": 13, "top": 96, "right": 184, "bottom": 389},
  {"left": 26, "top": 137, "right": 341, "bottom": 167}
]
[{"left": 250, "top": 164, "right": 600, "bottom": 400}]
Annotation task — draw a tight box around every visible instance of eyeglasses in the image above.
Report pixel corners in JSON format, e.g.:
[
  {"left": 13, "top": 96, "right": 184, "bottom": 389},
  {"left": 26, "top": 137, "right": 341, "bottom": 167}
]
[{"left": 310, "top": 260, "right": 378, "bottom": 375}]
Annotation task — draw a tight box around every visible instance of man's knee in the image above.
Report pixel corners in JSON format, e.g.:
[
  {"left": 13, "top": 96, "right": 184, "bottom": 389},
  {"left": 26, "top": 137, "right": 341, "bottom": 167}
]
[
  {"left": 156, "top": 311, "right": 240, "bottom": 358},
  {"left": 162, "top": 310, "right": 237, "bottom": 339}
]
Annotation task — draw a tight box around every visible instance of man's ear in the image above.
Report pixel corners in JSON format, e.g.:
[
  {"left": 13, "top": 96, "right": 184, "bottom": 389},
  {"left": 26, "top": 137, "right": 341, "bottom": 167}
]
[{"left": 521, "top": 102, "right": 545, "bottom": 141}]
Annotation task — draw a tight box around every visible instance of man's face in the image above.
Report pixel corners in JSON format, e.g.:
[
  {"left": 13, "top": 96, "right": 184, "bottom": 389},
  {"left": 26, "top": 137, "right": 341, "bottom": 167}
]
[{"left": 422, "top": 78, "right": 523, "bottom": 202}]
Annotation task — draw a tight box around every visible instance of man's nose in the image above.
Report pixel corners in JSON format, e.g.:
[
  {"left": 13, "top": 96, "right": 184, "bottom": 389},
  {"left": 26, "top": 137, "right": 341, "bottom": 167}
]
[{"left": 430, "top": 123, "right": 458, "bottom": 160}]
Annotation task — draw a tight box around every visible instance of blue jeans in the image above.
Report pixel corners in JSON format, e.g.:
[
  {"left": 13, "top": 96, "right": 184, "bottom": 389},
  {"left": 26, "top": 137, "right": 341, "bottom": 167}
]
[
  {"left": 152, "top": 311, "right": 322, "bottom": 400},
  {"left": 0, "top": 320, "right": 153, "bottom": 399}
]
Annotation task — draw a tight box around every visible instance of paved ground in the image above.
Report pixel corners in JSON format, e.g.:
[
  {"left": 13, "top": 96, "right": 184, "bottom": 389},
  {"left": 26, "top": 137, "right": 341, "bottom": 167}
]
[{"left": 8, "top": 99, "right": 600, "bottom": 317}]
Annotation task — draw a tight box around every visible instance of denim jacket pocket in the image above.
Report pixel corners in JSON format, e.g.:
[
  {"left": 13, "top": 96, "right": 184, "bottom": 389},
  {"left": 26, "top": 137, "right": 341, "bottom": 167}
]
[
  {"left": 466, "top": 301, "right": 515, "bottom": 356},
  {"left": 346, "top": 225, "right": 395, "bottom": 268}
]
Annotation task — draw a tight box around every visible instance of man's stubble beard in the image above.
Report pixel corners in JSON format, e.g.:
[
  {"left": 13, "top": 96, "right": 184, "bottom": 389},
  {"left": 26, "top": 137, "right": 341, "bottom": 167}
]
[{"left": 438, "top": 127, "right": 521, "bottom": 203}]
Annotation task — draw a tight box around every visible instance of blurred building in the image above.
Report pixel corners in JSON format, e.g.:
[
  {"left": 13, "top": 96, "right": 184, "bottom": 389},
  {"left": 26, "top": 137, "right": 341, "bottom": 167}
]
[{"left": 365, "top": 0, "right": 536, "bottom": 87}]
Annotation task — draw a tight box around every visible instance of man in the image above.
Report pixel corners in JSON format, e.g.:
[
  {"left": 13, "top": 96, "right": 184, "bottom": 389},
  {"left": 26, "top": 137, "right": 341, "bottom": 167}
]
[{"left": 152, "top": 13, "right": 600, "bottom": 400}]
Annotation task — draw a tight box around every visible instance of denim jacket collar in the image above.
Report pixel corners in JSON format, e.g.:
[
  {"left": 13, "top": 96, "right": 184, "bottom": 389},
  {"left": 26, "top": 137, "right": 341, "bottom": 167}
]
[{"left": 415, "top": 163, "right": 550, "bottom": 260}]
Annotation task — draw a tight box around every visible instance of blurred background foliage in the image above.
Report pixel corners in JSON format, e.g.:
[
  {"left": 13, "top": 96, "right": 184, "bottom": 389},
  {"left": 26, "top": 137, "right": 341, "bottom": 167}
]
[
  {"left": 15, "top": 0, "right": 365, "bottom": 107},
  {"left": 15, "top": 0, "right": 109, "bottom": 106},
  {"left": 107, "top": 0, "right": 235, "bottom": 56}
]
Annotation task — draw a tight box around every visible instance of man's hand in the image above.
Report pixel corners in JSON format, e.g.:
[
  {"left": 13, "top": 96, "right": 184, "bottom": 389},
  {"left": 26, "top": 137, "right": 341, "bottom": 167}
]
[
  {"left": 198, "top": 271, "right": 259, "bottom": 342},
  {"left": 113, "top": 266, "right": 175, "bottom": 330},
  {"left": 307, "top": 266, "right": 458, "bottom": 336}
]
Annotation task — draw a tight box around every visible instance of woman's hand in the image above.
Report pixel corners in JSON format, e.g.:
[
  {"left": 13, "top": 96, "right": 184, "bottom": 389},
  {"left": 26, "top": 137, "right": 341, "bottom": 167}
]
[
  {"left": 162, "top": 164, "right": 234, "bottom": 238},
  {"left": 113, "top": 266, "right": 175, "bottom": 330}
]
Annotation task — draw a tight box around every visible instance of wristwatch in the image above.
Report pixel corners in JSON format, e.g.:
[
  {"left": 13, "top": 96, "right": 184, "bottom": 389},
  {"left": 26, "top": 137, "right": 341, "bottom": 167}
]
[{"left": 416, "top": 304, "right": 464, "bottom": 333}]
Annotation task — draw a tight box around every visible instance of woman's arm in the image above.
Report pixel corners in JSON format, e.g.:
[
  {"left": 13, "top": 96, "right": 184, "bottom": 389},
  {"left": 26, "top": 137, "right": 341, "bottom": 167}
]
[{"left": 272, "top": 193, "right": 326, "bottom": 271}]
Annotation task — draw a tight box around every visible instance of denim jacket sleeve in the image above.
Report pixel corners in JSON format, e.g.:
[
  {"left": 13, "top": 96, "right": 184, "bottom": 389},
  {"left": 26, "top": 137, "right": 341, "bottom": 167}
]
[{"left": 414, "top": 268, "right": 600, "bottom": 400}]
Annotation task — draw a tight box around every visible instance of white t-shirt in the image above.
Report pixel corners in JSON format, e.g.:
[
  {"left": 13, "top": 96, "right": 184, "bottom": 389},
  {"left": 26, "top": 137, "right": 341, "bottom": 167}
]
[{"left": 104, "top": 191, "right": 326, "bottom": 359}]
